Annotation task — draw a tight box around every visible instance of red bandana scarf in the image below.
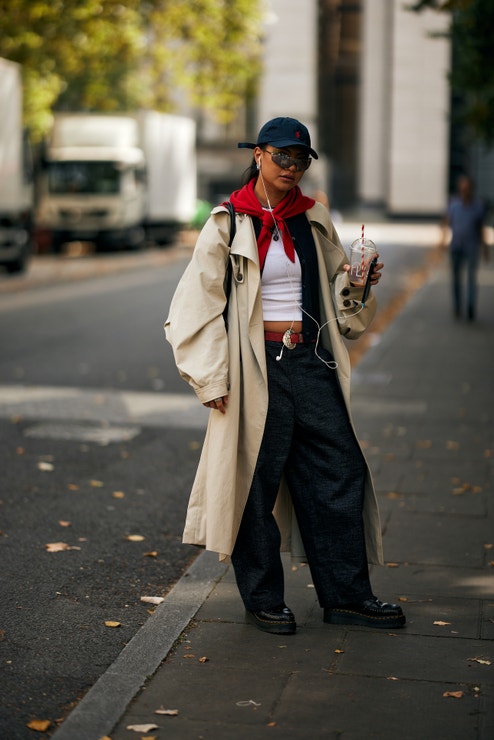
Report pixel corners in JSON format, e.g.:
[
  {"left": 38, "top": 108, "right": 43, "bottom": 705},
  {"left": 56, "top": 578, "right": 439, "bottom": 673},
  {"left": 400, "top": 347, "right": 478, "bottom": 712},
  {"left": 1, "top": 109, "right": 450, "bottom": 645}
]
[{"left": 229, "top": 179, "right": 315, "bottom": 269}]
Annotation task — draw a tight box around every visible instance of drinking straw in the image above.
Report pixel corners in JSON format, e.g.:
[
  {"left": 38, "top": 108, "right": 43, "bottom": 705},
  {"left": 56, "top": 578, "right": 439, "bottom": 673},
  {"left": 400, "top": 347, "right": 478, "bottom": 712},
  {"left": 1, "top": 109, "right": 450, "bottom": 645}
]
[{"left": 361, "top": 224, "right": 365, "bottom": 276}]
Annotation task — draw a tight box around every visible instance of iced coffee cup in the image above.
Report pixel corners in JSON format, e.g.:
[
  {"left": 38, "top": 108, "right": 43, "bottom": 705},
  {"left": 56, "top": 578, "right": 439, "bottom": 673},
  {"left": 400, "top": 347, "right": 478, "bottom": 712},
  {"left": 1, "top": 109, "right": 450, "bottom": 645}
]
[{"left": 349, "top": 238, "right": 377, "bottom": 286}]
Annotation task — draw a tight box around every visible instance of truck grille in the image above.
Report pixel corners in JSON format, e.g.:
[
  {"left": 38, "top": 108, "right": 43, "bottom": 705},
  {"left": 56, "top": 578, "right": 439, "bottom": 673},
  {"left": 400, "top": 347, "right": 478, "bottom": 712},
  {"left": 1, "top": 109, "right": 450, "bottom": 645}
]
[{"left": 59, "top": 208, "right": 110, "bottom": 222}]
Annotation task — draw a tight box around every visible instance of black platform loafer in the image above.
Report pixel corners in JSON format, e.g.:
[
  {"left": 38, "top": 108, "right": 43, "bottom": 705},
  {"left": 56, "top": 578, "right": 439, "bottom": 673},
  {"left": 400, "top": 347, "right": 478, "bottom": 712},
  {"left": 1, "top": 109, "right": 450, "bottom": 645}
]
[
  {"left": 246, "top": 605, "right": 297, "bottom": 635},
  {"left": 324, "top": 596, "right": 406, "bottom": 629}
]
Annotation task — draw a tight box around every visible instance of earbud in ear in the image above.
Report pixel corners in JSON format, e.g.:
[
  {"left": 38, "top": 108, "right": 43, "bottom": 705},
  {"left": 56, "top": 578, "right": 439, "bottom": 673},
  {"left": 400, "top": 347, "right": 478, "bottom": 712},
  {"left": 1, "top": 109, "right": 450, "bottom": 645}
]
[{"left": 257, "top": 158, "right": 261, "bottom": 170}]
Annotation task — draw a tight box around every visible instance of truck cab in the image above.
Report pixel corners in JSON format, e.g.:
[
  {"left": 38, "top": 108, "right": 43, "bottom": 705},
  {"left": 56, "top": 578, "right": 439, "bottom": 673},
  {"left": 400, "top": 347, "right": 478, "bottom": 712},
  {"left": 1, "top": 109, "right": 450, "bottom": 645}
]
[{"left": 36, "top": 115, "right": 147, "bottom": 251}]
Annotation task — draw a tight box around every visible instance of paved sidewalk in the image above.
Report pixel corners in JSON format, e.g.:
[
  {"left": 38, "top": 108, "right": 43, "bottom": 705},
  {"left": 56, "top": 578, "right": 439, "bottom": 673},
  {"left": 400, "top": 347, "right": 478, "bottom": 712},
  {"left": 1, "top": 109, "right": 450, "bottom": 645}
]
[{"left": 56, "top": 258, "right": 494, "bottom": 740}]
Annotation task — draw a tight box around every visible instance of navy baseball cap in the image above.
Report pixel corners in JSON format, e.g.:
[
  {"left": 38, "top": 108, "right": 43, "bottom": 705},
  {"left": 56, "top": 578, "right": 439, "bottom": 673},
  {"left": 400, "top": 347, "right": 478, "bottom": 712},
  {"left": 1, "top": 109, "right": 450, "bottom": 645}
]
[{"left": 238, "top": 117, "right": 318, "bottom": 159}]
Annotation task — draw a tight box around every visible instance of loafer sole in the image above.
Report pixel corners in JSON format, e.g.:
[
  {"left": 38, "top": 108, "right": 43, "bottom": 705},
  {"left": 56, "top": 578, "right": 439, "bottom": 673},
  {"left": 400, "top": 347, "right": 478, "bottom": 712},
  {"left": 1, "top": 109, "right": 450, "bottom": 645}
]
[
  {"left": 324, "top": 609, "right": 406, "bottom": 629},
  {"left": 245, "top": 611, "right": 297, "bottom": 635}
]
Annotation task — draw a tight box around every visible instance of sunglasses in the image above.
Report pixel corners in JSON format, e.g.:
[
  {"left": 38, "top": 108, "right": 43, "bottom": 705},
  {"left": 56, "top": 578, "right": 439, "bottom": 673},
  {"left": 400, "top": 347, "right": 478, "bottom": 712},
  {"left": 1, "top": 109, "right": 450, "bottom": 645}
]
[{"left": 264, "top": 149, "right": 312, "bottom": 172}]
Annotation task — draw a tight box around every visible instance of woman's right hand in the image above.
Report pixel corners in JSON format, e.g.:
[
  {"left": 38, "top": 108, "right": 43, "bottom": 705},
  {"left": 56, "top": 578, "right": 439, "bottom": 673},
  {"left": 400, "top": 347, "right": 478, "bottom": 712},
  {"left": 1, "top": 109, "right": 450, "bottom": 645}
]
[{"left": 203, "top": 396, "right": 229, "bottom": 414}]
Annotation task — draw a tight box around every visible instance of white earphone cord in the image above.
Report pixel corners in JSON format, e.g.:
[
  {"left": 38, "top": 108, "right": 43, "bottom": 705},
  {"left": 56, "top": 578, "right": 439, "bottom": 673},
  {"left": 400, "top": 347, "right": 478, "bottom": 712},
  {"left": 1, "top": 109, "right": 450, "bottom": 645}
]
[
  {"left": 258, "top": 162, "right": 282, "bottom": 241},
  {"left": 283, "top": 252, "right": 365, "bottom": 370}
]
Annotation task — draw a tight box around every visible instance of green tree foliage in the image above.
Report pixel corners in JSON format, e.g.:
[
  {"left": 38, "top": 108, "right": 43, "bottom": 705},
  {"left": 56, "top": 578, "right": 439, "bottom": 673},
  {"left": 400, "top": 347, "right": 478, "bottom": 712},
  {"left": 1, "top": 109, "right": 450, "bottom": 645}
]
[
  {"left": 0, "top": 0, "right": 262, "bottom": 140},
  {"left": 410, "top": 0, "right": 494, "bottom": 142}
]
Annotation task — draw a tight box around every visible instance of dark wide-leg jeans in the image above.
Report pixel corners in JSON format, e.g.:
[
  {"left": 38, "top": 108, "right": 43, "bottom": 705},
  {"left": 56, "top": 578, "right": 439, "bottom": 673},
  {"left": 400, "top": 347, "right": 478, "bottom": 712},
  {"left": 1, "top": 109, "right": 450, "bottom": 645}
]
[{"left": 231, "top": 341, "right": 374, "bottom": 611}]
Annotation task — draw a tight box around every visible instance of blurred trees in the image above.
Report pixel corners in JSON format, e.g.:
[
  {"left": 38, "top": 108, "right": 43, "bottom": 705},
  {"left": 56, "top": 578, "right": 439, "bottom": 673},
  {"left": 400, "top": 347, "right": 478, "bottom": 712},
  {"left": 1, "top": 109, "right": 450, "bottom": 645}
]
[
  {"left": 0, "top": 0, "right": 262, "bottom": 141},
  {"left": 410, "top": 0, "right": 494, "bottom": 142}
]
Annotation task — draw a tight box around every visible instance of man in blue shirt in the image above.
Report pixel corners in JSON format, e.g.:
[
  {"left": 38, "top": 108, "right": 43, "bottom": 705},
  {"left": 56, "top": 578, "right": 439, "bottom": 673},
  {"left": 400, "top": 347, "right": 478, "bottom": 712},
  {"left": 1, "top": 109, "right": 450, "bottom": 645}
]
[{"left": 441, "top": 175, "right": 489, "bottom": 321}]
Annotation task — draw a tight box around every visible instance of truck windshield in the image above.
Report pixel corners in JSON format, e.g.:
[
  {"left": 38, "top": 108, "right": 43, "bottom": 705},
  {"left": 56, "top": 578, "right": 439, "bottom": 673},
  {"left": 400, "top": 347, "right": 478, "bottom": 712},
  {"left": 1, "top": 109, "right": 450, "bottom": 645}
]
[{"left": 48, "top": 162, "right": 120, "bottom": 194}]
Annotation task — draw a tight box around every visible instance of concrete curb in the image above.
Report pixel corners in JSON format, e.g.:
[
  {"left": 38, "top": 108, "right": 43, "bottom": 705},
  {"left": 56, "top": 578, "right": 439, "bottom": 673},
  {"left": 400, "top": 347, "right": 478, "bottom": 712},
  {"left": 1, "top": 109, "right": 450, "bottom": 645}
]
[{"left": 52, "top": 551, "right": 228, "bottom": 740}]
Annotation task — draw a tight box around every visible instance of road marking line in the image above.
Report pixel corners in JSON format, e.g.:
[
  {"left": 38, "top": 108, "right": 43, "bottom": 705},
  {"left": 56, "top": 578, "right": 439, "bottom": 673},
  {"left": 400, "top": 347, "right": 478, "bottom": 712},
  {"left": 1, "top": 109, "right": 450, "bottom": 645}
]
[{"left": 0, "top": 384, "right": 208, "bottom": 430}]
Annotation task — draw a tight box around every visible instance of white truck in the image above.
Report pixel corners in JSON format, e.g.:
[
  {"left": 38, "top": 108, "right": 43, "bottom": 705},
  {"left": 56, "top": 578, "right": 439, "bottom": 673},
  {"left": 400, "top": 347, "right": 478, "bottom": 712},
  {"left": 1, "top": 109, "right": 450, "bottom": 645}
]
[
  {"left": 0, "top": 58, "right": 33, "bottom": 273},
  {"left": 35, "top": 111, "right": 197, "bottom": 251}
]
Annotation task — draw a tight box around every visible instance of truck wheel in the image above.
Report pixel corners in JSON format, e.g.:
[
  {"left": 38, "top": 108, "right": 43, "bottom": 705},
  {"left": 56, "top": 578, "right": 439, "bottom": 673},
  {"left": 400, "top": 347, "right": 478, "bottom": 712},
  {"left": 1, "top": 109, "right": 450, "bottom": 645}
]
[
  {"left": 51, "top": 234, "right": 67, "bottom": 254},
  {"left": 125, "top": 227, "right": 146, "bottom": 250},
  {"left": 5, "top": 257, "right": 27, "bottom": 274}
]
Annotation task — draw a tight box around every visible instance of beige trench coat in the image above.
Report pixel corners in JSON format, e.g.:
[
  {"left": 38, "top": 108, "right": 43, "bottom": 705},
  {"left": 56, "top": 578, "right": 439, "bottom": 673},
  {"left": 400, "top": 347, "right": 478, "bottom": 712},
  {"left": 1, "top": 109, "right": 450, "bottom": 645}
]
[{"left": 165, "top": 201, "right": 384, "bottom": 565}]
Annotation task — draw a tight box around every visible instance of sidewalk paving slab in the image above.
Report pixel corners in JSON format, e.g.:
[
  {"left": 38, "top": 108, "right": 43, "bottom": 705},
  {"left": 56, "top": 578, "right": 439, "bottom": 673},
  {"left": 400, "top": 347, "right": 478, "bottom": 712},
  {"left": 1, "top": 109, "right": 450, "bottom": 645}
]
[{"left": 54, "top": 260, "right": 494, "bottom": 740}]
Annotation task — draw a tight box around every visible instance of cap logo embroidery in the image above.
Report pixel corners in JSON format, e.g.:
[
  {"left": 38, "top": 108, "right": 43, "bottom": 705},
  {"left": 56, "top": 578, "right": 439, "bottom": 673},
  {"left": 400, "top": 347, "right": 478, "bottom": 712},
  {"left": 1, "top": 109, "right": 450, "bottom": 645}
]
[{"left": 296, "top": 130, "right": 301, "bottom": 139}]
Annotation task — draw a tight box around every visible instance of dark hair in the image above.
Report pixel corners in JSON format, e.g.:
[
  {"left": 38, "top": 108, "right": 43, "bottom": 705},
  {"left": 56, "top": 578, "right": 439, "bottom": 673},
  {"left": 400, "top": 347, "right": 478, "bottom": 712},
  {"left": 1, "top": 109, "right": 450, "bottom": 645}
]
[{"left": 240, "top": 156, "right": 259, "bottom": 186}]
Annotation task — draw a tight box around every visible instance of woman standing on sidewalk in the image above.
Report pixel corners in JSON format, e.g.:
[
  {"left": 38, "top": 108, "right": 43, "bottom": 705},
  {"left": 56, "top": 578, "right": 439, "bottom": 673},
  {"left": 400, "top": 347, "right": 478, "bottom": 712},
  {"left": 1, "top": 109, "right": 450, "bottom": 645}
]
[{"left": 165, "top": 117, "right": 405, "bottom": 634}]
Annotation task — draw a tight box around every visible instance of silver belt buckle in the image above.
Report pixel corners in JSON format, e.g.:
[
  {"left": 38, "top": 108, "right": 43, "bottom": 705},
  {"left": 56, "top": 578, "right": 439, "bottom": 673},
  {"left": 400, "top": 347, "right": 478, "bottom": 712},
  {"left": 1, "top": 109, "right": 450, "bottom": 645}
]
[{"left": 282, "top": 329, "right": 296, "bottom": 350}]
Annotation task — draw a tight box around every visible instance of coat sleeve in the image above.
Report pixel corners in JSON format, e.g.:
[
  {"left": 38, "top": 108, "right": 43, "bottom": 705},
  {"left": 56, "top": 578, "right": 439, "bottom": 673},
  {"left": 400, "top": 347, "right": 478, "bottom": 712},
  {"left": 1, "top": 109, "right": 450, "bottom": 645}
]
[
  {"left": 164, "top": 211, "right": 232, "bottom": 404},
  {"left": 311, "top": 204, "right": 377, "bottom": 340}
]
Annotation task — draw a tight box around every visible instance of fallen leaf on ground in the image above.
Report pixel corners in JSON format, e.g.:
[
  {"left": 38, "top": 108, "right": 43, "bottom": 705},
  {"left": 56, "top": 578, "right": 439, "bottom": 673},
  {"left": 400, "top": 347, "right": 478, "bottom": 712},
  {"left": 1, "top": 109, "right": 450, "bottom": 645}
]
[
  {"left": 143, "top": 551, "right": 158, "bottom": 557},
  {"left": 443, "top": 691, "right": 463, "bottom": 699},
  {"left": 104, "top": 621, "right": 121, "bottom": 628},
  {"left": 45, "top": 542, "right": 81, "bottom": 552},
  {"left": 334, "top": 649, "right": 344, "bottom": 654},
  {"left": 140, "top": 596, "right": 164, "bottom": 605},
  {"left": 112, "top": 491, "right": 125, "bottom": 498},
  {"left": 417, "top": 440, "right": 432, "bottom": 448},
  {"left": 126, "top": 724, "right": 159, "bottom": 732},
  {"left": 446, "top": 440, "right": 459, "bottom": 450},
  {"left": 468, "top": 657, "right": 491, "bottom": 665},
  {"left": 37, "top": 461, "right": 54, "bottom": 472},
  {"left": 27, "top": 719, "right": 51, "bottom": 731},
  {"left": 58, "top": 520, "right": 71, "bottom": 527},
  {"left": 67, "top": 483, "right": 79, "bottom": 490},
  {"left": 154, "top": 708, "right": 179, "bottom": 715},
  {"left": 399, "top": 597, "right": 408, "bottom": 602},
  {"left": 386, "top": 562, "right": 400, "bottom": 568},
  {"left": 16, "top": 447, "right": 24, "bottom": 455},
  {"left": 484, "top": 544, "right": 493, "bottom": 550},
  {"left": 386, "top": 676, "right": 399, "bottom": 681},
  {"left": 125, "top": 534, "right": 145, "bottom": 542},
  {"left": 433, "top": 621, "right": 451, "bottom": 626},
  {"left": 90, "top": 479, "right": 104, "bottom": 487},
  {"left": 386, "top": 491, "right": 402, "bottom": 500},
  {"left": 199, "top": 656, "right": 209, "bottom": 663}
]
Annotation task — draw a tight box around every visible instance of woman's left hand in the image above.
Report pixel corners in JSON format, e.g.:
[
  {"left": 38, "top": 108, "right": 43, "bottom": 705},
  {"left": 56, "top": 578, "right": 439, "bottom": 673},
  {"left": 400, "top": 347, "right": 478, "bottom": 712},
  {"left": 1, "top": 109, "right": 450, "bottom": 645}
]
[
  {"left": 369, "top": 254, "right": 383, "bottom": 286},
  {"left": 343, "top": 253, "right": 383, "bottom": 286}
]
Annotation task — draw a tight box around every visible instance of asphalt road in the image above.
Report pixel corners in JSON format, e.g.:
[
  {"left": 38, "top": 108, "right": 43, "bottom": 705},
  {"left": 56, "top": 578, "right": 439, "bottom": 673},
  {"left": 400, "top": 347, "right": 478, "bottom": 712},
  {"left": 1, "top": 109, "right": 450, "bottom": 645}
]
[{"left": 0, "top": 225, "right": 438, "bottom": 738}]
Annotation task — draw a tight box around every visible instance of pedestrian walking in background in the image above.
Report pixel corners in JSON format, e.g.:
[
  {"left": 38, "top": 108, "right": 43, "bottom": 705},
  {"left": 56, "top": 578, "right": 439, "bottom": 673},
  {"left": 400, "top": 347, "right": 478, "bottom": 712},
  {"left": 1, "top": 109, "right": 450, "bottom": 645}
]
[
  {"left": 440, "top": 174, "right": 489, "bottom": 321},
  {"left": 165, "top": 117, "right": 406, "bottom": 634}
]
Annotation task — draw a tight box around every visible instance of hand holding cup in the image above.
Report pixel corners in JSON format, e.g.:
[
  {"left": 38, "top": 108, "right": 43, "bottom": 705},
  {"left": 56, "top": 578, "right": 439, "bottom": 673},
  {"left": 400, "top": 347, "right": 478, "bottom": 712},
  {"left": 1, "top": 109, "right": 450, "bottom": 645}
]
[{"left": 349, "top": 238, "right": 377, "bottom": 286}]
